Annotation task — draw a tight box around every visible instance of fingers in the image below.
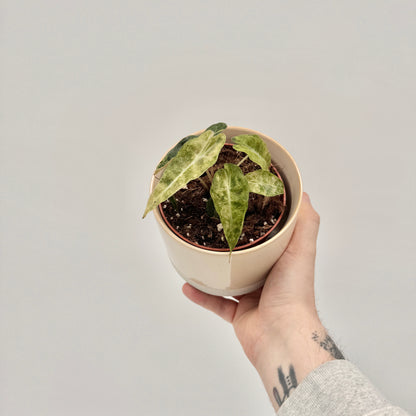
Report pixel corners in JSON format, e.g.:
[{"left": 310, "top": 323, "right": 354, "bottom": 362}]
[
  {"left": 284, "top": 192, "right": 320, "bottom": 260},
  {"left": 182, "top": 283, "right": 238, "bottom": 323}
]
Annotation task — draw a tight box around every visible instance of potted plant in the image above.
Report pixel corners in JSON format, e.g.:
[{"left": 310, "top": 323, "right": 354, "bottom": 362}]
[{"left": 143, "top": 123, "right": 303, "bottom": 296}]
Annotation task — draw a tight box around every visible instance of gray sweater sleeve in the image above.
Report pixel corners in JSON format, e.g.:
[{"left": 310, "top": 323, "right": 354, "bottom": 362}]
[{"left": 277, "top": 360, "right": 411, "bottom": 416}]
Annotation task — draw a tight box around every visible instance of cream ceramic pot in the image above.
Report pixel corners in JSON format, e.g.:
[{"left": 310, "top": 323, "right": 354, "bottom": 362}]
[{"left": 150, "top": 126, "right": 303, "bottom": 296}]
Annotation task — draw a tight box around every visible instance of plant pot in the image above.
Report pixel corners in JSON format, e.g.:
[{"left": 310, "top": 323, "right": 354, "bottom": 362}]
[{"left": 149, "top": 126, "right": 303, "bottom": 296}]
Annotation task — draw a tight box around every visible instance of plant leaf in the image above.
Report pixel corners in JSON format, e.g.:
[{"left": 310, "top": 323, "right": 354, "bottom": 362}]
[
  {"left": 205, "top": 122, "right": 227, "bottom": 134},
  {"left": 232, "top": 134, "right": 271, "bottom": 171},
  {"left": 168, "top": 195, "right": 178, "bottom": 212},
  {"left": 245, "top": 170, "right": 284, "bottom": 196},
  {"left": 143, "top": 130, "right": 226, "bottom": 218},
  {"left": 155, "top": 135, "right": 197, "bottom": 172},
  {"left": 154, "top": 122, "right": 227, "bottom": 173},
  {"left": 210, "top": 163, "right": 249, "bottom": 253},
  {"left": 206, "top": 197, "right": 219, "bottom": 218}
]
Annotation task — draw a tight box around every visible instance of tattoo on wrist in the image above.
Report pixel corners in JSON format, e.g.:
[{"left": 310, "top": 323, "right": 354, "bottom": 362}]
[
  {"left": 312, "top": 331, "right": 345, "bottom": 359},
  {"left": 272, "top": 365, "right": 298, "bottom": 406}
]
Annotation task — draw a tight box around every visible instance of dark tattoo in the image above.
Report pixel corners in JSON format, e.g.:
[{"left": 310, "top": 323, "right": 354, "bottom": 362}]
[
  {"left": 312, "top": 331, "right": 345, "bottom": 359},
  {"left": 272, "top": 365, "right": 298, "bottom": 406}
]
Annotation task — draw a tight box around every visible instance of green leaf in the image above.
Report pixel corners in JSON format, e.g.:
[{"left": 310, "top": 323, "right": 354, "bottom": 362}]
[
  {"left": 155, "top": 135, "right": 197, "bottom": 171},
  {"left": 232, "top": 134, "right": 271, "bottom": 171},
  {"left": 143, "top": 130, "right": 226, "bottom": 218},
  {"left": 245, "top": 170, "right": 284, "bottom": 196},
  {"left": 168, "top": 195, "right": 178, "bottom": 212},
  {"left": 205, "top": 122, "right": 227, "bottom": 134},
  {"left": 206, "top": 197, "right": 219, "bottom": 218},
  {"left": 210, "top": 163, "right": 249, "bottom": 253}
]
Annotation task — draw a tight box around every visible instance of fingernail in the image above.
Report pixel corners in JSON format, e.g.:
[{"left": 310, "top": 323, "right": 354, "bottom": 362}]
[{"left": 303, "top": 192, "right": 311, "bottom": 202}]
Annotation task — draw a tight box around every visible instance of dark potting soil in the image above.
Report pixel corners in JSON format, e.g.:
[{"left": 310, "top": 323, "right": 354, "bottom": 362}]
[{"left": 160, "top": 145, "right": 286, "bottom": 250}]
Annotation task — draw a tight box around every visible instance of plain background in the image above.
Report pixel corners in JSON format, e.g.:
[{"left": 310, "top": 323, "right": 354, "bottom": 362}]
[{"left": 1, "top": 1, "right": 415, "bottom": 415}]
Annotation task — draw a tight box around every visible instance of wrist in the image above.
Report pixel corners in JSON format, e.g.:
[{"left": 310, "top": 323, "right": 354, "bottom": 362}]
[
  {"left": 253, "top": 312, "right": 338, "bottom": 411},
  {"left": 252, "top": 304, "right": 321, "bottom": 368}
]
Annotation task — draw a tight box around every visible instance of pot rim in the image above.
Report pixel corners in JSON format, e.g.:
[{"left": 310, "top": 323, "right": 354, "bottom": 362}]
[{"left": 150, "top": 126, "right": 303, "bottom": 257}]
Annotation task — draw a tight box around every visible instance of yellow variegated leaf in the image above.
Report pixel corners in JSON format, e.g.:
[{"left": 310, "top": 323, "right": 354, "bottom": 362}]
[
  {"left": 210, "top": 163, "right": 249, "bottom": 253},
  {"left": 155, "top": 135, "right": 197, "bottom": 172},
  {"left": 155, "top": 123, "right": 227, "bottom": 173},
  {"left": 143, "top": 130, "right": 226, "bottom": 218},
  {"left": 245, "top": 170, "right": 284, "bottom": 196},
  {"left": 232, "top": 134, "right": 271, "bottom": 170}
]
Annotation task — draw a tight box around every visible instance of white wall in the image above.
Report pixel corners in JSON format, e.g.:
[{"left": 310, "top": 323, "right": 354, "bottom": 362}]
[{"left": 1, "top": 1, "right": 415, "bottom": 414}]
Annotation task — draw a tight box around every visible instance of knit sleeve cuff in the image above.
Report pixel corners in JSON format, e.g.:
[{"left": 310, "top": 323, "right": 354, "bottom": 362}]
[{"left": 277, "top": 360, "right": 408, "bottom": 416}]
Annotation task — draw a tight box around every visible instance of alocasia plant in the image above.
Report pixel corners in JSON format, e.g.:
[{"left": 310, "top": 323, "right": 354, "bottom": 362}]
[{"left": 143, "top": 122, "right": 285, "bottom": 253}]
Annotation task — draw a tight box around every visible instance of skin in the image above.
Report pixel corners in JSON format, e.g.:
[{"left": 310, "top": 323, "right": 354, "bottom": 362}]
[{"left": 183, "top": 192, "right": 339, "bottom": 411}]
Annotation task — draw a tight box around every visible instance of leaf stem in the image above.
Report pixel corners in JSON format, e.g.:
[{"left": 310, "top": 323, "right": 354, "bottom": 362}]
[
  {"left": 198, "top": 177, "right": 209, "bottom": 191},
  {"left": 237, "top": 155, "right": 249, "bottom": 166},
  {"left": 205, "top": 167, "right": 214, "bottom": 184}
]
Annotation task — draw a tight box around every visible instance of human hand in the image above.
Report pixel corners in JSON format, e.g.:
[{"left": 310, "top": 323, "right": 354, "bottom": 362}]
[{"left": 183, "top": 193, "right": 342, "bottom": 409}]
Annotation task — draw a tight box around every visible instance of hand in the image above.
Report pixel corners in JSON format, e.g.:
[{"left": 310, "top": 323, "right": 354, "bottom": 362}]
[
  {"left": 183, "top": 193, "right": 338, "bottom": 409},
  {"left": 183, "top": 192, "right": 321, "bottom": 364}
]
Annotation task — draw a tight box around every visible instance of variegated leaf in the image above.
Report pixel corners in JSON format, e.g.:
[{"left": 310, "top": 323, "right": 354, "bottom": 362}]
[
  {"left": 210, "top": 163, "right": 249, "bottom": 253},
  {"left": 155, "top": 135, "right": 197, "bottom": 172},
  {"left": 245, "top": 170, "right": 284, "bottom": 196},
  {"left": 232, "top": 134, "right": 271, "bottom": 171},
  {"left": 155, "top": 122, "right": 227, "bottom": 173},
  {"left": 143, "top": 130, "right": 226, "bottom": 217}
]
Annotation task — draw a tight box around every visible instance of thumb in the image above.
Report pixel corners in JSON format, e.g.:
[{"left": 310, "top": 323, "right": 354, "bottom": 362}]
[
  {"left": 263, "top": 193, "right": 320, "bottom": 304},
  {"left": 284, "top": 192, "right": 320, "bottom": 261}
]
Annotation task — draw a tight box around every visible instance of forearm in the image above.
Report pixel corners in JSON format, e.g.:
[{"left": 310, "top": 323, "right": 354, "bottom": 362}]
[{"left": 253, "top": 314, "right": 343, "bottom": 413}]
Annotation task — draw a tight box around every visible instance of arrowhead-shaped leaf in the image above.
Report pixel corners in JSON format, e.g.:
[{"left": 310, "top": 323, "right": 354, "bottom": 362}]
[
  {"left": 143, "top": 130, "right": 226, "bottom": 217},
  {"left": 210, "top": 163, "right": 249, "bottom": 253},
  {"left": 155, "top": 122, "right": 227, "bottom": 173},
  {"left": 245, "top": 170, "right": 284, "bottom": 196},
  {"left": 155, "top": 135, "right": 197, "bottom": 172},
  {"left": 232, "top": 134, "right": 271, "bottom": 171}
]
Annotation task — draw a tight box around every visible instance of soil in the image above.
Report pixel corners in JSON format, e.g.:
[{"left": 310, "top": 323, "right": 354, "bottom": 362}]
[{"left": 159, "top": 145, "right": 287, "bottom": 250}]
